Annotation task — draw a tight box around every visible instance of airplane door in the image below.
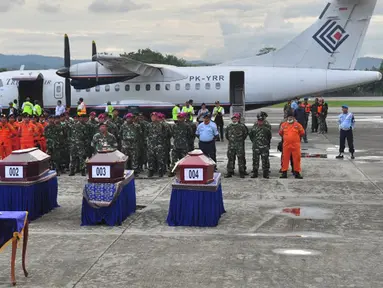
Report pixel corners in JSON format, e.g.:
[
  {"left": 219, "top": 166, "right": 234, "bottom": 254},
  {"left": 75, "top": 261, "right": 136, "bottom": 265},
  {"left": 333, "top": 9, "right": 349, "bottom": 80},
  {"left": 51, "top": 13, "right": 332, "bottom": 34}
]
[
  {"left": 229, "top": 71, "right": 244, "bottom": 105},
  {"left": 54, "top": 82, "right": 64, "bottom": 99}
]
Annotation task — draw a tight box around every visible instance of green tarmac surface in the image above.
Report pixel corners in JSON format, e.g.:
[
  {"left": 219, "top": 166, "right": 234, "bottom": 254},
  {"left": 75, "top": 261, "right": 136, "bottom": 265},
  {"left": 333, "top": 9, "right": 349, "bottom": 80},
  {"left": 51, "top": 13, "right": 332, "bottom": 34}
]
[{"left": 272, "top": 100, "right": 383, "bottom": 108}]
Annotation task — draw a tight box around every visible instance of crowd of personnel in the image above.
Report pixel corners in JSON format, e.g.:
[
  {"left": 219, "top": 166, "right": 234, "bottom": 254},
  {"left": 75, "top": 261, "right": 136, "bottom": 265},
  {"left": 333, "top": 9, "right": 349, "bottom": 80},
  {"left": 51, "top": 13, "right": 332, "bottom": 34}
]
[{"left": 0, "top": 96, "right": 355, "bottom": 180}]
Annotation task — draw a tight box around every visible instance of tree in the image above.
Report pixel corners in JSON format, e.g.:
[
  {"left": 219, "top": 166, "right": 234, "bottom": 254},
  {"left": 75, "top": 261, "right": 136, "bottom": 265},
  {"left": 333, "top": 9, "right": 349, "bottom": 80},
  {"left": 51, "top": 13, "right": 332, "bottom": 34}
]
[
  {"left": 256, "top": 47, "right": 276, "bottom": 56},
  {"left": 0, "top": 68, "right": 7, "bottom": 72},
  {"left": 122, "top": 48, "right": 188, "bottom": 66}
]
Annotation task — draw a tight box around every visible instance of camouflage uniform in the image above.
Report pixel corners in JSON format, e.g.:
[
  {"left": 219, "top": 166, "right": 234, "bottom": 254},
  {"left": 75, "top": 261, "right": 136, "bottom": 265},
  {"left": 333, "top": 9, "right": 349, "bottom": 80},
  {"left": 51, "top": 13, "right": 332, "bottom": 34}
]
[
  {"left": 105, "top": 120, "right": 119, "bottom": 142},
  {"left": 120, "top": 121, "right": 142, "bottom": 172},
  {"left": 169, "top": 121, "right": 192, "bottom": 173},
  {"left": 86, "top": 119, "right": 99, "bottom": 157},
  {"left": 60, "top": 120, "right": 70, "bottom": 169},
  {"left": 137, "top": 119, "right": 149, "bottom": 169},
  {"left": 112, "top": 116, "right": 124, "bottom": 130},
  {"left": 225, "top": 123, "right": 248, "bottom": 176},
  {"left": 147, "top": 121, "right": 167, "bottom": 176},
  {"left": 162, "top": 121, "right": 172, "bottom": 169},
  {"left": 45, "top": 123, "right": 64, "bottom": 175},
  {"left": 68, "top": 121, "right": 87, "bottom": 175},
  {"left": 249, "top": 123, "right": 272, "bottom": 178},
  {"left": 91, "top": 132, "right": 118, "bottom": 152},
  {"left": 186, "top": 120, "right": 197, "bottom": 152}
]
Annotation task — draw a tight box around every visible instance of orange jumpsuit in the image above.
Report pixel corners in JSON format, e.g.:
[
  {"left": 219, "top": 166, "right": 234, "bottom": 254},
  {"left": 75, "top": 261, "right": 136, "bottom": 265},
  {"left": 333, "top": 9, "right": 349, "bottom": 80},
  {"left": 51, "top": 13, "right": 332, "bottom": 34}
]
[
  {"left": 19, "top": 122, "right": 38, "bottom": 149},
  {"left": 9, "top": 121, "right": 21, "bottom": 151},
  {"left": 279, "top": 121, "right": 305, "bottom": 173},
  {"left": 0, "top": 123, "right": 16, "bottom": 159},
  {"left": 34, "top": 122, "right": 46, "bottom": 152}
]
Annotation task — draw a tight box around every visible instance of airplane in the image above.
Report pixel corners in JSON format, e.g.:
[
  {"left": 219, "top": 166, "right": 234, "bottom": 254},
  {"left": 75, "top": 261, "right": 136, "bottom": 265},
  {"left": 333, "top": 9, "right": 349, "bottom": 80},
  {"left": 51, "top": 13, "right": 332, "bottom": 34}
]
[{"left": 0, "top": 0, "right": 381, "bottom": 117}]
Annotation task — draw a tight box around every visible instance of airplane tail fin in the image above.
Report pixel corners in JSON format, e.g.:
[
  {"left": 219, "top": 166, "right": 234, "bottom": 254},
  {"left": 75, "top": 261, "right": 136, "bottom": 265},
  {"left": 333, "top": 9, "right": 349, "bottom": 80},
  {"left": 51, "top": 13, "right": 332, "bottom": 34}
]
[{"left": 224, "top": 0, "right": 377, "bottom": 70}]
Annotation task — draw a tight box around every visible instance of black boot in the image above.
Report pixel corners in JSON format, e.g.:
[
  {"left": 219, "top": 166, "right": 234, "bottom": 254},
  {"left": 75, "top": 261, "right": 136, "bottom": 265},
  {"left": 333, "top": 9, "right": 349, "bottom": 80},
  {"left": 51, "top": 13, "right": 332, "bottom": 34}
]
[
  {"left": 69, "top": 170, "right": 75, "bottom": 176},
  {"left": 336, "top": 154, "right": 344, "bottom": 159},
  {"left": 251, "top": 172, "right": 258, "bottom": 178},
  {"left": 148, "top": 170, "right": 154, "bottom": 178},
  {"left": 81, "top": 169, "right": 86, "bottom": 176},
  {"left": 351, "top": 153, "right": 355, "bottom": 159},
  {"left": 56, "top": 168, "right": 61, "bottom": 176},
  {"left": 168, "top": 172, "right": 175, "bottom": 177},
  {"left": 224, "top": 173, "right": 233, "bottom": 178},
  {"left": 239, "top": 173, "right": 245, "bottom": 178},
  {"left": 263, "top": 171, "right": 269, "bottom": 179},
  {"left": 280, "top": 171, "right": 287, "bottom": 179},
  {"left": 295, "top": 173, "right": 303, "bottom": 179}
]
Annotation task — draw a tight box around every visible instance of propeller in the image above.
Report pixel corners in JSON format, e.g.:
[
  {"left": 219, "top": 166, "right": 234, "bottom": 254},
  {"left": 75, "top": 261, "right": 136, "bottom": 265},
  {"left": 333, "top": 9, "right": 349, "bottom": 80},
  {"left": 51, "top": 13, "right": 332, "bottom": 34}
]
[
  {"left": 92, "top": 40, "right": 97, "bottom": 60},
  {"left": 56, "top": 34, "right": 71, "bottom": 109}
]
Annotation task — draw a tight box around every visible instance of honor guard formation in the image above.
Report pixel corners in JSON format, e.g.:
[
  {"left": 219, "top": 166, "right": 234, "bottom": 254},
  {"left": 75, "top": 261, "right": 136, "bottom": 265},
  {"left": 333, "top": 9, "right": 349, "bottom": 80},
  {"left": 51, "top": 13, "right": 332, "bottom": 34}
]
[{"left": 0, "top": 96, "right": 355, "bottom": 179}]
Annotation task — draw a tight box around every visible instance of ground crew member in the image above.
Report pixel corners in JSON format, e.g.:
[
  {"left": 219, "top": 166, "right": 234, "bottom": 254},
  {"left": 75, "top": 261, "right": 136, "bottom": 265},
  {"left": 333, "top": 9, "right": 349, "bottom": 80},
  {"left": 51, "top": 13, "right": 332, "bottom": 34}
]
[
  {"left": 22, "top": 97, "right": 34, "bottom": 116},
  {"left": 182, "top": 101, "right": 194, "bottom": 122},
  {"left": 77, "top": 98, "right": 86, "bottom": 116},
  {"left": 311, "top": 98, "right": 319, "bottom": 132},
  {"left": 336, "top": 105, "right": 355, "bottom": 160},
  {"left": 8, "top": 115, "right": 20, "bottom": 151},
  {"left": 33, "top": 100, "right": 42, "bottom": 117},
  {"left": 224, "top": 113, "right": 248, "bottom": 178},
  {"left": 279, "top": 112, "right": 305, "bottom": 179},
  {"left": 249, "top": 113, "right": 272, "bottom": 178},
  {"left": 105, "top": 101, "right": 114, "bottom": 117},
  {"left": 196, "top": 113, "right": 218, "bottom": 170},
  {"left": 172, "top": 104, "right": 181, "bottom": 123},
  {"left": 212, "top": 101, "right": 224, "bottom": 141},
  {"left": 168, "top": 112, "right": 192, "bottom": 177},
  {"left": 19, "top": 114, "right": 38, "bottom": 149},
  {"left": 302, "top": 97, "right": 311, "bottom": 128},
  {"left": 294, "top": 101, "right": 308, "bottom": 143},
  {"left": 317, "top": 98, "right": 327, "bottom": 134},
  {"left": 0, "top": 115, "right": 16, "bottom": 159},
  {"left": 31, "top": 116, "right": 46, "bottom": 151}
]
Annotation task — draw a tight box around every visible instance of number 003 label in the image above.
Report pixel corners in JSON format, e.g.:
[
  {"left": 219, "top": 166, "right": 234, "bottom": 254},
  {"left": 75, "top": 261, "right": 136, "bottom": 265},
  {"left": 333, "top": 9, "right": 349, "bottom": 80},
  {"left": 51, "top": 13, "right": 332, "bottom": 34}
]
[
  {"left": 184, "top": 168, "right": 203, "bottom": 181},
  {"left": 5, "top": 166, "right": 23, "bottom": 178},
  {"left": 92, "top": 166, "right": 111, "bottom": 178}
]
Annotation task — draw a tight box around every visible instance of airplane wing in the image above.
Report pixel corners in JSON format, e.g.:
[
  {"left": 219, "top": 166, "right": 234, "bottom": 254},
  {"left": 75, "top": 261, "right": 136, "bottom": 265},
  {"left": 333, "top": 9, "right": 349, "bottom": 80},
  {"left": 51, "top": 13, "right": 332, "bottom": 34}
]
[{"left": 93, "top": 53, "right": 162, "bottom": 77}]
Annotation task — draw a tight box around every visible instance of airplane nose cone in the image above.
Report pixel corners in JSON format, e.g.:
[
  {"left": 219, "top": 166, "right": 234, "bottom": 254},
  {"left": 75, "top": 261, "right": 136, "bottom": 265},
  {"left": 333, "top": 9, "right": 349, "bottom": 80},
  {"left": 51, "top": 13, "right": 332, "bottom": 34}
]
[
  {"left": 377, "top": 72, "right": 382, "bottom": 81},
  {"left": 56, "top": 67, "right": 70, "bottom": 78}
]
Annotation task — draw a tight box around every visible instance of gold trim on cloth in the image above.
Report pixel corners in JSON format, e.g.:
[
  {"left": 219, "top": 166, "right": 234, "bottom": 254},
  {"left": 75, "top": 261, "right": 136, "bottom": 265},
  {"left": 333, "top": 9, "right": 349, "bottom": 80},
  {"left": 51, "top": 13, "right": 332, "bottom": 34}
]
[{"left": 0, "top": 211, "right": 28, "bottom": 253}]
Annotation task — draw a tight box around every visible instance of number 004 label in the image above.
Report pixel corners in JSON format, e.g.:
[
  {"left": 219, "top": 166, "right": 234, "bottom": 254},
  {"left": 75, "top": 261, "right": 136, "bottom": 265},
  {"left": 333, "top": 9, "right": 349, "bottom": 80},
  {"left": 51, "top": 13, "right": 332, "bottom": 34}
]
[
  {"left": 92, "top": 166, "right": 111, "bottom": 178},
  {"left": 5, "top": 166, "right": 23, "bottom": 178},
  {"left": 184, "top": 168, "right": 203, "bottom": 181}
]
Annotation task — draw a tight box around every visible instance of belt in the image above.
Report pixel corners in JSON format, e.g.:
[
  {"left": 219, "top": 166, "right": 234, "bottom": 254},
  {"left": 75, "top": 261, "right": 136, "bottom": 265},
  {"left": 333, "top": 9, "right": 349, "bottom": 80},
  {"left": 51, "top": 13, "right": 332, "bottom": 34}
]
[{"left": 199, "top": 140, "right": 215, "bottom": 144}]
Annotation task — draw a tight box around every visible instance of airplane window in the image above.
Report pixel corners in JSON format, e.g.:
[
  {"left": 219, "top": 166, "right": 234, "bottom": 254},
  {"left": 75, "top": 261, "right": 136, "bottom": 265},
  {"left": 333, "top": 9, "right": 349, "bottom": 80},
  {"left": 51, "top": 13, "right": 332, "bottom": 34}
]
[
  {"left": 95, "top": 86, "right": 100, "bottom": 92},
  {"left": 136, "top": 84, "right": 140, "bottom": 91},
  {"left": 105, "top": 85, "right": 110, "bottom": 92},
  {"left": 56, "top": 86, "right": 61, "bottom": 93},
  {"left": 176, "top": 84, "right": 180, "bottom": 90},
  {"left": 165, "top": 84, "right": 170, "bottom": 90},
  {"left": 215, "top": 83, "right": 221, "bottom": 90},
  {"left": 156, "top": 84, "right": 160, "bottom": 91},
  {"left": 205, "top": 83, "right": 210, "bottom": 90},
  {"left": 76, "top": 89, "right": 81, "bottom": 92},
  {"left": 195, "top": 83, "right": 200, "bottom": 90},
  {"left": 146, "top": 84, "right": 150, "bottom": 91},
  {"left": 115, "top": 84, "right": 120, "bottom": 92},
  {"left": 125, "top": 84, "right": 130, "bottom": 91},
  {"left": 185, "top": 83, "right": 190, "bottom": 90},
  {"left": 86, "top": 88, "right": 91, "bottom": 92}
]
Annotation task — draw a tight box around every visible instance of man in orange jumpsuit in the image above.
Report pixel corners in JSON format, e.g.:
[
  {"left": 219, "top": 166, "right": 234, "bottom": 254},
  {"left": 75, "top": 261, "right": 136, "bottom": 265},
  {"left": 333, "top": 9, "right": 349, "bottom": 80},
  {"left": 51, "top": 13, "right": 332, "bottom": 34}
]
[
  {"left": 279, "top": 112, "right": 305, "bottom": 179},
  {"left": 31, "top": 116, "right": 46, "bottom": 151},
  {"left": 19, "top": 114, "right": 38, "bottom": 149},
  {"left": 8, "top": 115, "right": 20, "bottom": 151},
  {"left": 0, "top": 115, "right": 16, "bottom": 159}
]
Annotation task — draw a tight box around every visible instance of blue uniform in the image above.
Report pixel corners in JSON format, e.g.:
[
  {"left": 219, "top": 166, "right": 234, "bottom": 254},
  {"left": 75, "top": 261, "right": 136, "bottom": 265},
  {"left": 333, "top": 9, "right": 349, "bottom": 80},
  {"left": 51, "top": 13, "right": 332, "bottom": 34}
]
[
  {"left": 196, "top": 121, "right": 219, "bottom": 164},
  {"left": 338, "top": 112, "right": 355, "bottom": 154}
]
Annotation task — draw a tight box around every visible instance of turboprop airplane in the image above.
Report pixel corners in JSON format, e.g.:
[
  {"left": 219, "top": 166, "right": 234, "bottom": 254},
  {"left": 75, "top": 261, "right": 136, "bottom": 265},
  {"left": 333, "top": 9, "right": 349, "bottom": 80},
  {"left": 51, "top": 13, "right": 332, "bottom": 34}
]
[{"left": 0, "top": 0, "right": 381, "bottom": 117}]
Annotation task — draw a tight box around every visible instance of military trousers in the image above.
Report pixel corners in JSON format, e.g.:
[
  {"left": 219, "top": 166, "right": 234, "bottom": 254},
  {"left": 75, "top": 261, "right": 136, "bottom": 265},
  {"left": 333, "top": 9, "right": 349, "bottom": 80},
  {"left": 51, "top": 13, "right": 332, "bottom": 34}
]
[
  {"left": 47, "top": 146, "right": 61, "bottom": 171},
  {"left": 122, "top": 145, "right": 140, "bottom": 171},
  {"left": 252, "top": 148, "right": 270, "bottom": 172},
  {"left": 170, "top": 148, "right": 188, "bottom": 170},
  {"left": 148, "top": 145, "right": 166, "bottom": 173},
  {"left": 311, "top": 115, "right": 318, "bottom": 132},
  {"left": 318, "top": 115, "right": 327, "bottom": 133},
  {"left": 69, "top": 146, "right": 86, "bottom": 172},
  {"left": 227, "top": 145, "right": 245, "bottom": 174}
]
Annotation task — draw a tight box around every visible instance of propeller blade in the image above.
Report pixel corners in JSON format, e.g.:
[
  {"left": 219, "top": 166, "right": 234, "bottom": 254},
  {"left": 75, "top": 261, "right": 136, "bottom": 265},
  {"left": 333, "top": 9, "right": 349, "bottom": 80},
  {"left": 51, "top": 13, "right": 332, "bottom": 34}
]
[
  {"left": 64, "top": 34, "right": 70, "bottom": 68},
  {"left": 92, "top": 40, "right": 97, "bottom": 61},
  {"left": 65, "top": 78, "right": 71, "bottom": 110}
]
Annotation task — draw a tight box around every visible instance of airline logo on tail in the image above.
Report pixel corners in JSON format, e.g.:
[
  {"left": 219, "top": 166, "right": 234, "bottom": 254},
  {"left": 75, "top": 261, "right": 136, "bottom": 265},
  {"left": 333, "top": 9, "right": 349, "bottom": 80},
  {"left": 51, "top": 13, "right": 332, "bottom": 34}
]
[{"left": 312, "top": 20, "right": 349, "bottom": 53}]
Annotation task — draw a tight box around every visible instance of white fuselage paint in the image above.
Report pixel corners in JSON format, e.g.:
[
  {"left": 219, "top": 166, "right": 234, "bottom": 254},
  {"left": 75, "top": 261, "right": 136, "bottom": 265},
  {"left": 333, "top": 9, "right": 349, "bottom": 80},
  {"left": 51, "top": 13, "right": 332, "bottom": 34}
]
[{"left": 0, "top": 66, "right": 380, "bottom": 110}]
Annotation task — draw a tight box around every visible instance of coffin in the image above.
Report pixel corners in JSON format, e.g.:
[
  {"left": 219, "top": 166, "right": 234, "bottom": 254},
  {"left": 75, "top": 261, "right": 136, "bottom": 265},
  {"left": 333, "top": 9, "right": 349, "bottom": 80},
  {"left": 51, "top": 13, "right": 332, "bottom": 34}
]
[
  {"left": 0, "top": 148, "right": 50, "bottom": 182},
  {"left": 86, "top": 150, "right": 128, "bottom": 183}
]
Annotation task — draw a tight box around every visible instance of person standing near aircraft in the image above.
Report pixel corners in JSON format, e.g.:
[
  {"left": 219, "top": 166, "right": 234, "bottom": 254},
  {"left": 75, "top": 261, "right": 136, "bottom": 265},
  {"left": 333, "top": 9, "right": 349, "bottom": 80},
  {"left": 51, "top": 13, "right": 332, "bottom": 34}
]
[
  {"left": 224, "top": 113, "right": 248, "bottom": 178},
  {"left": 77, "top": 98, "right": 86, "bottom": 116},
  {"left": 55, "top": 100, "right": 65, "bottom": 116},
  {"left": 196, "top": 113, "right": 218, "bottom": 169},
  {"left": 249, "top": 113, "right": 272, "bottom": 178},
  {"left": 33, "top": 100, "right": 42, "bottom": 117},
  {"left": 19, "top": 114, "right": 38, "bottom": 149},
  {"left": 279, "top": 112, "right": 305, "bottom": 179},
  {"left": 311, "top": 98, "right": 319, "bottom": 132},
  {"left": 105, "top": 101, "right": 114, "bottom": 117},
  {"left": 172, "top": 104, "right": 181, "bottom": 123},
  {"left": 147, "top": 112, "right": 167, "bottom": 178},
  {"left": 0, "top": 115, "right": 16, "bottom": 159},
  {"left": 92, "top": 122, "right": 118, "bottom": 153},
  {"left": 45, "top": 116, "right": 63, "bottom": 175},
  {"left": 158, "top": 113, "right": 172, "bottom": 170},
  {"left": 197, "top": 103, "right": 209, "bottom": 124},
  {"left": 336, "top": 105, "right": 355, "bottom": 159},
  {"left": 182, "top": 101, "right": 194, "bottom": 122},
  {"left": 136, "top": 112, "right": 149, "bottom": 171},
  {"left": 8, "top": 115, "right": 20, "bottom": 151},
  {"left": 302, "top": 98, "right": 311, "bottom": 128},
  {"left": 294, "top": 102, "right": 308, "bottom": 143},
  {"left": 68, "top": 114, "right": 87, "bottom": 176},
  {"left": 22, "top": 97, "right": 34, "bottom": 116},
  {"left": 212, "top": 101, "right": 224, "bottom": 142},
  {"left": 283, "top": 100, "right": 293, "bottom": 119},
  {"left": 323, "top": 99, "right": 329, "bottom": 133},
  {"left": 317, "top": 98, "right": 327, "bottom": 134}
]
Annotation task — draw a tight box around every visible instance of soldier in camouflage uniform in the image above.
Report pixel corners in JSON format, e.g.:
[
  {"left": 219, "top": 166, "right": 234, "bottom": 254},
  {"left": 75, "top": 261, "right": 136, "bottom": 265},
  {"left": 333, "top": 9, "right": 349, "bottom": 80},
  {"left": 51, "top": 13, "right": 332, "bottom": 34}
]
[
  {"left": 86, "top": 112, "right": 99, "bottom": 157},
  {"left": 111, "top": 109, "right": 124, "bottom": 130},
  {"left": 136, "top": 113, "right": 149, "bottom": 170},
  {"left": 249, "top": 113, "right": 272, "bottom": 178},
  {"left": 158, "top": 113, "right": 172, "bottom": 170},
  {"left": 45, "top": 116, "right": 64, "bottom": 175},
  {"left": 60, "top": 113, "right": 70, "bottom": 171},
  {"left": 224, "top": 113, "right": 248, "bottom": 178},
  {"left": 186, "top": 117, "right": 196, "bottom": 152},
  {"left": 68, "top": 114, "right": 87, "bottom": 176},
  {"left": 168, "top": 112, "right": 192, "bottom": 177},
  {"left": 147, "top": 112, "right": 167, "bottom": 177},
  {"left": 92, "top": 123, "right": 118, "bottom": 152},
  {"left": 120, "top": 113, "right": 142, "bottom": 176},
  {"left": 100, "top": 113, "right": 119, "bottom": 142}
]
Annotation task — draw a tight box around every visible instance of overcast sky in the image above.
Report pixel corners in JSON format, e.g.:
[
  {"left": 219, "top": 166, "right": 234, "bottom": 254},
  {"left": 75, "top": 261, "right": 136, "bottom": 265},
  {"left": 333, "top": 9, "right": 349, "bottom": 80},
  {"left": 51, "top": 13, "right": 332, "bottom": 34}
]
[{"left": 0, "top": 0, "right": 383, "bottom": 62}]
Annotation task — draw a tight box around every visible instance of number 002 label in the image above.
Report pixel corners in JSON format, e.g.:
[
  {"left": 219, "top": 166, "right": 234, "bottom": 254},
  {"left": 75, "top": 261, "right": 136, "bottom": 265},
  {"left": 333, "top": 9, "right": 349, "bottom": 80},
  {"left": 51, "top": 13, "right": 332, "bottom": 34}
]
[
  {"left": 92, "top": 166, "right": 111, "bottom": 178},
  {"left": 184, "top": 168, "right": 203, "bottom": 181},
  {"left": 5, "top": 166, "right": 23, "bottom": 178}
]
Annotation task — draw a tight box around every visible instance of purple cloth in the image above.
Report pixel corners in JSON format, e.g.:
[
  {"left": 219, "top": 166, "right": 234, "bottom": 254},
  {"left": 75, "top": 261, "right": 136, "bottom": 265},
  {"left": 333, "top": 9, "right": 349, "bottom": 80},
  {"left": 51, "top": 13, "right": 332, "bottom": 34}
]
[{"left": 0, "top": 211, "right": 27, "bottom": 250}]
